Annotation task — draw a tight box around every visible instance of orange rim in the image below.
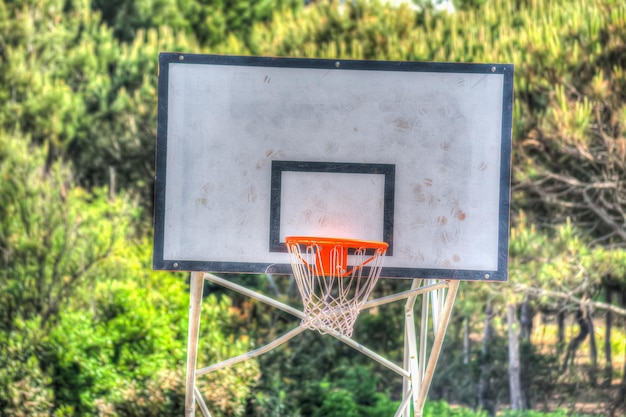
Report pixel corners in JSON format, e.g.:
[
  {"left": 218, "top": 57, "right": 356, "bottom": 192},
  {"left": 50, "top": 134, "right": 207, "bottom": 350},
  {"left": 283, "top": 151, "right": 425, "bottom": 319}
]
[
  {"left": 285, "top": 236, "right": 388, "bottom": 251},
  {"left": 285, "top": 236, "right": 388, "bottom": 277}
]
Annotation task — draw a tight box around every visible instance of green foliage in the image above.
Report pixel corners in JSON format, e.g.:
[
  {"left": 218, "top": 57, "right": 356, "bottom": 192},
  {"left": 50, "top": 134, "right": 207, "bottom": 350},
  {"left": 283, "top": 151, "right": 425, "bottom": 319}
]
[
  {"left": 0, "top": 0, "right": 205, "bottom": 207},
  {"left": 91, "top": 0, "right": 302, "bottom": 46},
  {"left": 452, "top": 0, "right": 486, "bottom": 10},
  {"left": 45, "top": 273, "right": 187, "bottom": 414},
  {"left": 509, "top": 212, "right": 626, "bottom": 308},
  {"left": 91, "top": 0, "right": 189, "bottom": 42},
  {"left": 423, "top": 401, "right": 487, "bottom": 416},
  {"left": 499, "top": 410, "right": 604, "bottom": 417},
  {"left": 312, "top": 386, "right": 360, "bottom": 417},
  {"left": 421, "top": 402, "right": 603, "bottom": 417},
  {"left": 0, "top": 323, "right": 57, "bottom": 416},
  {"left": 309, "top": 365, "right": 400, "bottom": 417},
  {"left": 0, "top": 130, "right": 132, "bottom": 334},
  {"left": 0, "top": 130, "right": 133, "bottom": 414},
  {"left": 43, "top": 267, "right": 259, "bottom": 416},
  {"left": 0, "top": 131, "right": 259, "bottom": 415}
]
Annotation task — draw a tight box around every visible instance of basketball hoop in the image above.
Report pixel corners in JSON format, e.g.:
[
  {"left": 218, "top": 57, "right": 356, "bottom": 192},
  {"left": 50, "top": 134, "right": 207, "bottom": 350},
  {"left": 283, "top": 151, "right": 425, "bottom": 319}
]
[{"left": 285, "top": 236, "right": 388, "bottom": 337}]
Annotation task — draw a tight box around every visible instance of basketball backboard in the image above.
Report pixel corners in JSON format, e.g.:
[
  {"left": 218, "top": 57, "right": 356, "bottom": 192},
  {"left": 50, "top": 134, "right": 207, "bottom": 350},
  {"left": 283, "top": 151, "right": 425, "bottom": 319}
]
[{"left": 153, "top": 53, "right": 513, "bottom": 280}]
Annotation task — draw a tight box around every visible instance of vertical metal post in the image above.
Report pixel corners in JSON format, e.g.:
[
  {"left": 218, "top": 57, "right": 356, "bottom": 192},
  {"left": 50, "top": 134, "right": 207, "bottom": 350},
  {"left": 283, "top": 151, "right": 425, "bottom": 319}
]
[
  {"left": 430, "top": 280, "right": 439, "bottom": 332},
  {"left": 405, "top": 307, "right": 420, "bottom": 414},
  {"left": 185, "top": 271, "right": 205, "bottom": 417},
  {"left": 403, "top": 279, "right": 421, "bottom": 417},
  {"left": 414, "top": 280, "right": 460, "bottom": 414},
  {"left": 419, "top": 283, "right": 430, "bottom": 382},
  {"left": 402, "top": 327, "right": 411, "bottom": 417}
]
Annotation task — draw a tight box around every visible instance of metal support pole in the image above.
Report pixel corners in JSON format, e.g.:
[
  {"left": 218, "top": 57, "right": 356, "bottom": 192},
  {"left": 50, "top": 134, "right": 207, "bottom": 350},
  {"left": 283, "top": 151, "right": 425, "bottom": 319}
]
[
  {"left": 196, "top": 326, "right": 307, "bottom": 376},
  {"left": 406, "top": 307, "right": 421, "bottom": 414},
  {"left": 194, "top": 386, "right": 212, "bottom": 417},
  {"left": 363, "top": 280, "right": 449, "bottom": 310},
  {"left": 394, "top": 279, "right": 461, "bottom": 417},
  {"left": 419, "top": 283, "right": 430, "bottom": 382},
  {"left": 414, "top": 280, "right": 460, "bottom": 416},
  {"left": 403, "top": 280, "right": 422, "bottom": 417},
  {"left": 185, "top": 271, "right": 205, "bottom": 417},
  {"left": 402, "top": 329, "right": 411, "bottom": 417},
  {"left": 394, "top": 387, "right": 414, "bottom": 417},
  {"left": 186, "top": 274, "right": 459, "bottom": 417}
]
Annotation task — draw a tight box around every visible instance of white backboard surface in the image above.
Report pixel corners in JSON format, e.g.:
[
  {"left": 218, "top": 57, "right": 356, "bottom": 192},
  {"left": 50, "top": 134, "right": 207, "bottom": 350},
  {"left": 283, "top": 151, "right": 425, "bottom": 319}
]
[{"left": 153, "top": 54, "right": 514, "bottom": 280}]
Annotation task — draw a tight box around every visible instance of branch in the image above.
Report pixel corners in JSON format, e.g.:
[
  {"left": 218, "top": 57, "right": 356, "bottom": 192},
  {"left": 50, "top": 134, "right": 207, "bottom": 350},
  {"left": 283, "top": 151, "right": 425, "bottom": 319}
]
[
  {"left": 583, "top": 190, "right": 626, "bottom": 241},
  {"left": 513, "top": 283, "right": 626, "bottom": 316}
]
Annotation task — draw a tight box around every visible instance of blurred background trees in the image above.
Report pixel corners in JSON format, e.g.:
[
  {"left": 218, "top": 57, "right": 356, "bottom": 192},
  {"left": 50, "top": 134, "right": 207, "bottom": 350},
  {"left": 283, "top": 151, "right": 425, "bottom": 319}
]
[{"left": 1, "top": 0, "right": 625, "bottom": 416}]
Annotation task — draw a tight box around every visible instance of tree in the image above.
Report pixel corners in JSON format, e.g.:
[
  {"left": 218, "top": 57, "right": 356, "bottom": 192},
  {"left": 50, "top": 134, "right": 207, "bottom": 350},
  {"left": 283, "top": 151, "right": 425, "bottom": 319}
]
[
  {"left": 510, "top": 2, "right": 626, "bottom": 246},
  {"left": 0, "top": 131, "right": 260, "bottom": 415},
  {"left": 0, "top": 131, "right": 127, "bottom": 336},
  {"left": 507, "top": 303, "right": 523, "bottom": 410},
  {"left": 91, "top": 0, "right": 303, "bottom": 46},
  {"left": 0, "top": 129, "right": 135, "bottom": 414}
]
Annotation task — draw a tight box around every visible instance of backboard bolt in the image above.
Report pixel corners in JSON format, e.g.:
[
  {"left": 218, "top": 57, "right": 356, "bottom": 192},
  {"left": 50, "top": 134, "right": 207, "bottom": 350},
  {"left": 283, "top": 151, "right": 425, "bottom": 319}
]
[
  {"left": 179, "top": 55, "right": 185, "bottom": 61},
  {"left": 491, "top": 66, "right": 496, "bottom": 72},
  {"left": 335, "top": 61, "right": 341, "bottom": 68},
  {"left": 484, "top": 273, "right": 490, "bottom": 279},
  {"left": 173, "top": 262, "right": 179, "bottom": 268}
]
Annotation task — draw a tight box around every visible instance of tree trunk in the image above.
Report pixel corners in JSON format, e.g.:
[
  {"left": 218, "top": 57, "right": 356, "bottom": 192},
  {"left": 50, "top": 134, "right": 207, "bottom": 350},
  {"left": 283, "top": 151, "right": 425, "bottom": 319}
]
[
  {"left": 109, "top": 166, "right": 116, "bottom": 200},
  {"left": 507, "top": 303, "right": 524, "bottom": 410},
  {"left": 609, "top": 349, "right": 626, "bottom": 417},
  {"left": 586, "top": 305, "right": 598, "bottom": 387},
  {"left": 520, "top": 300, "right": 532, "bottom": 340},
  {"left": 604, "top": 286, "right": 613, "bottom": 387},
  {"left": 561, "top": 308, "right": 589, "bottom": 373},
  {"left": 618, "top": 290, "right": 626, "bottom": 414},
  {"left": 463, "top": 316, "right": 470, "bottom": 365},
  {"left": 556, "top": 310, "right": 566, "bottom": 355},
  {"left": 478, "top": 302, "right": 496, "bottom": 415},
  {"left": 617, "top": 292, "right": 626, "bottom": 415}
]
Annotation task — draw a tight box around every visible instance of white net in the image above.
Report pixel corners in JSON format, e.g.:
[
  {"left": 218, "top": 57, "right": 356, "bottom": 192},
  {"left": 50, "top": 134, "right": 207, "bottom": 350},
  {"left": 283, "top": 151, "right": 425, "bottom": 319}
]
[{"left": 286, "top": 238, "right": 387, "bottom": 337}]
